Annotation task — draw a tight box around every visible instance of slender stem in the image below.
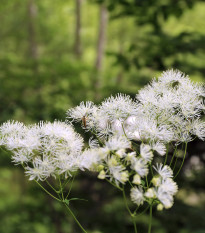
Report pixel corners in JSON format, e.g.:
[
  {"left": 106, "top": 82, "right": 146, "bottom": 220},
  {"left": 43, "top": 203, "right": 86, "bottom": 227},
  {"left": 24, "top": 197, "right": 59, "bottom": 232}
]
[
  {"left": 58, "top": 176, "right": 64, "bottom": 200},
  {"left": 133, "top": 206, "right": 140, "bottom": 215},
  {"left": 62, "top": 177, "right": 72, "bottom": 189},
  {"left": 122, "top": 188, "right": 137, "bottom": 233},
  {"left": 172, "top": 155, "right": 178, "bottom": 172},
  {"left": 133, "top": 218, "right": 137, "bottom": 233},
  {"left": 148, "top": 205, "right": 153, "bottom": 233},
  {"left": 136, "top": 204, "right": 150, "bottom": 217},
  {"left": 105, "top": 178, "right": 123, "bottom": 191},
  {"left": 22, "top": 164, "right": 87, "bottom": 233},
  {"left": 65, "top": 174, "right": 76, "bottom": 199},
  {"left": 174, "top": 143, "right": 187, "bottom": 179},
  {"left": 169, "top": 145, "right": 178, "bottom": 167},
  {"left": 122, "top": 123, "right": 128, "bottom": 138},
  {"left": 128, "top": 180, "right": 134, "bottom": 188},
  {"left": 91, "top": 130, "right": 103, "bottom": 146},
  {"left": 163, "top": 143, "right": 169, "bottom": 165},
  {"left": 34, "top": 180, "right": 61, "bottom": 202},
  {"left": 58, "top": 176, "right": 87, "bottom": 233},
  {"left": 149, "top": 162, "right": 154, "bottom": 177},
  {"left": 146, "top": 176, "right": 149, "bottom": 188},
  {"left": 122, "top": 188, "right": 133, "bottom": 216},
  {"left": 46, "top": 180, "right": 58, "bottom": 193},
  {"left": 63, "top": 202, "right": 87, "bottom": 233}
]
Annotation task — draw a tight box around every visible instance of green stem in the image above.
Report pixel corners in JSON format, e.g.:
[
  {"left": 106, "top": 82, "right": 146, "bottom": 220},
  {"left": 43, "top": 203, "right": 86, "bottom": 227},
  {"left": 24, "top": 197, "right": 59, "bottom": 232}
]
[
  {"left": 46, "top": 180, "right": 58, "bottom": 193},
  {"left": 169, "top": 145, "right": 178, "bottom": 167},
  {"left": 133, "top": 218, "right": 137, "bottom": 233},
  {"left": 58, "top": 176, "right": 64, "bottom": 200},
  {"left": 148, "top": 205, "right": 153, "bottom": 233},
  {"left": 149, "top": 163, "right": 154, "bottom": 177},
  {"left": 174, "top": 143, "right": 187, "bottom": 179},
  {"left": 146, "top": 176, "right": 149, "bottom": 188},
  {"left": 63, "top": 202, "right": 87, "bottom": 233},
  {"left": 105, "top": 178, "right": 123, "bottom": 191},
  {"left": 136, "top": 204, "right": 150, "bottom": 217},
  {"left": 62, "top": 177, "right": 72, "bottom": 189},
  {"left": 163, "top": 143, "right": 169, "bottom": 165},
  {"left": 122, "top": 188, "right": 137, "bottom": 233},
  {"left": 65, "top": 174, "right": 76, "bottom": 199},
  {"left": 128, "top": 180, "right": 134, "bottom": 188},
  {"left": 122, "top": 188, "right": 133, "bottom": 216},
  {"left": 34, "top": 180, "right": 61, "bottom": 202},
  {"left": 58, "top": 177, "right": 87, "bottom": 233},
  {"left": 91, "top": 130, "right": 103, "bottom": 146}
]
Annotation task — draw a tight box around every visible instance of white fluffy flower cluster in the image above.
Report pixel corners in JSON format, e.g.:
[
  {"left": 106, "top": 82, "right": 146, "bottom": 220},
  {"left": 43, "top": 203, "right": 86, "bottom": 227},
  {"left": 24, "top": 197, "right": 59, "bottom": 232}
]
[
  {"left": 0, "top": 70, "right": 204, "bottom": 212},
  {"left": 130, "top": 163, "right": 178, "bottom": 209},
  {"left": 136, "top": 70, "right": 205, "bottom": 143},
  {"left": 68, "top": 70, "right": 205, "bottom": 145},
  {"left": 0, "top": 121, "right": 84, "bottom": 181},
  {"left": 67, "top": 69, "right": 205, "bottom": 210}
]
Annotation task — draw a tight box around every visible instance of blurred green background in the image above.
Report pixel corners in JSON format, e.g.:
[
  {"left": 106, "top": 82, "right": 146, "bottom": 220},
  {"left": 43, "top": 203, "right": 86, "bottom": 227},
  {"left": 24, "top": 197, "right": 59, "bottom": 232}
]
[{"left": 0, "top": 0, "right": 205, "bottom": 232}]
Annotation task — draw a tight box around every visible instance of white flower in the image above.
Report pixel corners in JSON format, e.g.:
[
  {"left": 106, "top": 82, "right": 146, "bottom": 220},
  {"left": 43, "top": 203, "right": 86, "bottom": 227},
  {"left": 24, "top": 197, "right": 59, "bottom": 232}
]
[
  {"left": 131, "top": 131, "right": 141, "bottom": 141},
  {"left": 131, "top": 157, "right": 149, "bottom": 177},
  {"left": 89, "top": 138, "right": 100, "bottom": 149},
  {"left": 80, "top": 148, "right": 106, "bottom": 171},
  {"left": 1, "top": 120, "right": 84, "bottom": 180},
  {"left": 99, "top": 94, "right": 138, "bottom": 121},
  {"left": 109, "top": 164, "right": 129, "bottom": 185},
  {"left": 159, "top": 178, "right": 178, "bottom": 195},
  {"left": 156, "top": 190, "right": 174, "bottom": 209},
  {"left": 105, "top": 135, "right": 131, "bottom": 151},
  {"left": 158, "top": 69, "right": 188, "bottom": 85},
  {"left": 39, "top": 121, "right": 84, "bottom": 155},
  {"left": 152, "top": 142, "right": 166, "bottom": 156},
  {"left": 112, "top": 119, "right": 124, "bottom": 135},
  {"left": 125, "top": 152, "right": 136, "bottom": 161},
  {"left": 140, "top": 144, "right": 153, "bottom": 162},
  {"left": 191, "top": 119, "right": 205, "bottom": 140},
  {"left": 25, "top": 158, "right": 52, "bottom": 181},
  {"left": 130, "top": 187, "right": 144, "bottom": 206},
  {"left": 67, "top": 101, "right": 96, "bottom": 122},
  {"left": 58, "top": 154, "right": 80, "bottom": 178},
  {"left": 156, "top": 176, "right": 178, "bottom": 209},
  {"left": 153, "top": 163, "right": 173, "bottom": 180},
  {"left": 0, "top": 120, "right": 26, "bottom": 136},
  {"left": 115, "top": 149, "right": 126, "bottom": 158},
  {"left": 151, "top": 176, "right": 161, "bottom": 187},
  {"left": 107, "top": 156, "right": 118, "bottom": 167},
  {"left": 135, "top": 69, "right": 205, "bottom": 144},
  {"left": 12, "top": 149, "right": 31, "bottom": 164}
]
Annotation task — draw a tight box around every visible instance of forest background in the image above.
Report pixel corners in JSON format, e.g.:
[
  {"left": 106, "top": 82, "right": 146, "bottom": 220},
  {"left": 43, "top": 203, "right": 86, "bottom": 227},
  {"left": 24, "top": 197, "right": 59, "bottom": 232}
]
[{"left": 0, "top": 0, "right": 205, "bottom": 233}]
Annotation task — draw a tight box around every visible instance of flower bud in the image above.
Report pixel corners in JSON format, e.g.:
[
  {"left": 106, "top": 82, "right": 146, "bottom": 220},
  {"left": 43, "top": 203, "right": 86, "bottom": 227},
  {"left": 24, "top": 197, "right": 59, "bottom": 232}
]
[
  {"left": 145, "top": 188, "right": 155, "bottom": 198},
  {"left": 98, "top": 170, "right": 106, "bottom": 179},
  {"left": 152, "top": 176, "right": 161, "bottom": 186},
  {"left": 97, "top": 165, "right": 104, "bottom": 171},
  {"left": 157, "top": 203, "right": 164, "bottom": 211},
  {"left": 108, "top": 157, "right": 118, "bottom": 167},
  {"left": 121, "top": 171, "right": 129, "bottom": 183},
  {"left": 132, "top": 174, "right": 141, "bottom": 185}
]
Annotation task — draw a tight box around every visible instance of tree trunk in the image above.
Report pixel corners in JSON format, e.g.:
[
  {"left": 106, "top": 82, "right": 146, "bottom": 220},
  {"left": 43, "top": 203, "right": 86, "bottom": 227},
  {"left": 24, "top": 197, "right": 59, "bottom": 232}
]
[
  {"left": 74, "top": 0, "right": 82, "bottom": 59},
  {"left": 27, "top": 0, "right": 38, "bottom": 60},
  {"left": 94, "top": 4, "right": 108, "bottom": 99}
]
